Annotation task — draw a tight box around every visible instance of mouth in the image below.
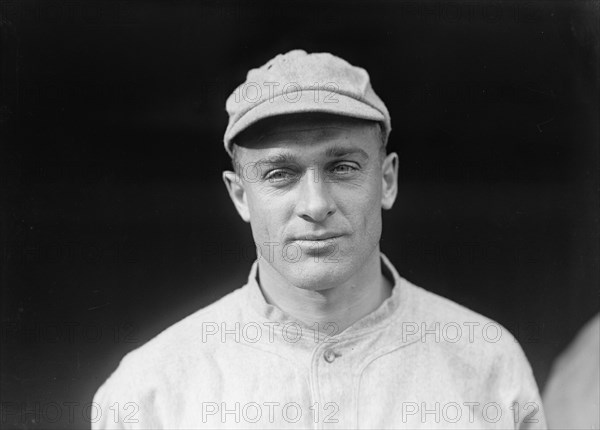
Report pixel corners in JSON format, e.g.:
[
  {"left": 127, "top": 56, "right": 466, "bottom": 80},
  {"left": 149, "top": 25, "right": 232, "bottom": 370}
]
[
  {"left": 287, "top": 234, "right": 345, "bottom": 257},
  {"left": 292, "top": 234, "right": 343, "bottom": 242}
]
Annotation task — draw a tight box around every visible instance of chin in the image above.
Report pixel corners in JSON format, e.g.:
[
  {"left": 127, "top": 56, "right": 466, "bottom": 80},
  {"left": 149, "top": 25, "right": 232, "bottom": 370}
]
[{"left": 277, "top": 257, "right": 355, "bottom": 291}]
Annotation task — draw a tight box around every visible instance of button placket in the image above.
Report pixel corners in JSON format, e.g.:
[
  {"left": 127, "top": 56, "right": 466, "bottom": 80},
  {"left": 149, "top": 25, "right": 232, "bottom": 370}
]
[
  {"left": 323, "top": 349, "right": 339, "bottom": 363},
  {"left": 314, "top": 342, "right": 352, "bottom": 428}
]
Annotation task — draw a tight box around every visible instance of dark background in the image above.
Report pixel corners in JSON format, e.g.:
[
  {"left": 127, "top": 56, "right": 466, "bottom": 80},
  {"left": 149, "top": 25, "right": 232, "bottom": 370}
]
[{"left": 1, "top": 0, "right": 598, "bottom": 428}]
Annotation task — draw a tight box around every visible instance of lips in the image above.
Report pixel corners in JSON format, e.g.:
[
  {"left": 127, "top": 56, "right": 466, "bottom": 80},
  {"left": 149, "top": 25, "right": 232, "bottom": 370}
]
[{"left": 291, "top": 233, "right": 343, "bottom": 241}]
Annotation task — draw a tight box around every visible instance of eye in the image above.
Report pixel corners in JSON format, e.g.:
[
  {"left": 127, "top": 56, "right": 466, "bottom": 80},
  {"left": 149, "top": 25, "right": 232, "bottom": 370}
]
[
  {"left": 331, "top": 164, "right": 357, "bottom": 174},
  {"left": 265, "top": 169, "right": 295, "bottom": 182}
]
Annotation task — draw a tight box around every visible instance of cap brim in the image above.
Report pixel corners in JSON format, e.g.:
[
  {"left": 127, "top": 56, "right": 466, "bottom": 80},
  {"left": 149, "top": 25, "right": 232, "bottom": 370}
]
[{"left": 224, "top": 89, "right": 385, "bottom": 155}]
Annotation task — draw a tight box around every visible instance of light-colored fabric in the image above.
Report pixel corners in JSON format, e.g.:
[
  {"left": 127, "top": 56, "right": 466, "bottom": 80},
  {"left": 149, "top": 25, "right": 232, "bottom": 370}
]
[
  {"left": 93, "top": 254, "right": 546, "bottom": 429},
  {"left": 543, "top": 313, "right": 599, "bottom": 429},
  {"left": 223, "top": 50, "right": 391, "bottom": 157}
]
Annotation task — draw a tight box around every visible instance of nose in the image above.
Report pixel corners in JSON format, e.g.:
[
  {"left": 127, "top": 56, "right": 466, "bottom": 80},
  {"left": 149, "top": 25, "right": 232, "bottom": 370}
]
[{"left": 295, "top": 170, "right": 336, "bottom": 223}]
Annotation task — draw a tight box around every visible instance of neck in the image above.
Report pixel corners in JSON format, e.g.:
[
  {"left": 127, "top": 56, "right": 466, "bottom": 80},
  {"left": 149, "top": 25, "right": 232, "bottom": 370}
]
[{"left": 256, "top": 249, "right": 393, "bottom": 334}]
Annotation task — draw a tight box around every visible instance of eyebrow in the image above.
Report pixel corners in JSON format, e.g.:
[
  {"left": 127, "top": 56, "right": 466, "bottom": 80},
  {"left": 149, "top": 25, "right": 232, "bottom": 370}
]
[
  {"left": 254, "top": 153, "right": 299, "bottom": 167},
  {"left": 324, "top": 145, "right": 369, "bottom": 160},
  {"left": 255, "top": 146, "right": 369, "bottom": 167}
]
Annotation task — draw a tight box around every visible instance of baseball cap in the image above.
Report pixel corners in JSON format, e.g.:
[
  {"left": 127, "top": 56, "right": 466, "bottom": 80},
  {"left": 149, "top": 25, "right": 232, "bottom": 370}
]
[{"left": 223, "top": 49, "right": 391, "bottom": 156}]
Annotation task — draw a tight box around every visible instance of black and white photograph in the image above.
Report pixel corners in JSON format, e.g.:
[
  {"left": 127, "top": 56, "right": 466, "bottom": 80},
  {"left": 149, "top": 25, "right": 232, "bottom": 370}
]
[{"left": 1, "top": 0, "right": 599, "bottom": 429}]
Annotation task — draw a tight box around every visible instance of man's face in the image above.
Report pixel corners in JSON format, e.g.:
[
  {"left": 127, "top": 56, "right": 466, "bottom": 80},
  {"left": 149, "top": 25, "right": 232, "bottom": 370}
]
[{"left": 223, "top": 116, "right": 398, "bottom": 291}]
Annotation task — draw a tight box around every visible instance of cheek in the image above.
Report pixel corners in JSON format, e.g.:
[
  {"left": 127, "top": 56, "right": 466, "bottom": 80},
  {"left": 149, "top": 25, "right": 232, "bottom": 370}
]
[
  {"left": 338, "top": 177, "right": 382, "bottom": 230},
  {"left": 359, "top": 177, "right": 384, "bottom": 236},
  {"left": 247, "top": 195, "right": 270, "bottom": 232},
  {"left": 246, "top": 189, "right": 289, "bottom": 241}
]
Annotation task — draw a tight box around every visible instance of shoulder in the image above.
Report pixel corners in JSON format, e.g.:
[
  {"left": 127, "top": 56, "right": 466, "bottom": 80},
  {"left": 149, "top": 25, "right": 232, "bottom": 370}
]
[
  {"left": 404, "top": 280, "right": 490, "bottom": 324},
  {"left": 94, "top": 286, "right": 247, "bottom": 400},
  {"left": 398, "top": 279, "right": 531, "bottom": 372},
  {"left": 140, "top": 285, "right": 246, "bottom": 365}
]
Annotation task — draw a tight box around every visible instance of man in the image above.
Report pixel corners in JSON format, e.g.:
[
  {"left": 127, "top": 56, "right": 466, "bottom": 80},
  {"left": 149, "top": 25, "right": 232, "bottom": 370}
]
[
  {"left": 543, "top": 313, "right": 599, "bottom": 429},
  {"left": 93, "top": 50, "right": 546, "bottom": 429}
]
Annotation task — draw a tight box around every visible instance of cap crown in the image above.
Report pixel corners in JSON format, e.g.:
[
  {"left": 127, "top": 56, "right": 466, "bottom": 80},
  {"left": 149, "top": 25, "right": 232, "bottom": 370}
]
[{"left": 224, "top": 50, "right": 391, "bottom": 156}]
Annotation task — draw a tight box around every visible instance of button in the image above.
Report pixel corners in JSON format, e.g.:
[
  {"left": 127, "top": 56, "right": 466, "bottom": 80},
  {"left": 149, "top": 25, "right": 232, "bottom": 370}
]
[{"left": 324, "top": 349, "right": 337, "bottom": 363}]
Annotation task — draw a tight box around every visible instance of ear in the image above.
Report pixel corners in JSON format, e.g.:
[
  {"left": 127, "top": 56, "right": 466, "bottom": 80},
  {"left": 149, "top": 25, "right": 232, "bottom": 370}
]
[
  {"left": 381, "top": 152, "right": 399, "bottom": 210},
  {"left": 222, "top": 170, "right": 251, "bottom": 223}
]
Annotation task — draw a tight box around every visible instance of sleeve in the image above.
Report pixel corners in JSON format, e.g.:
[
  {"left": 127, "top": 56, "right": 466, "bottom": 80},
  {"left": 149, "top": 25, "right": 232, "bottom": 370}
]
[
  {"left": 91, "top": 355, "right": 162, "bottom": 429},
  {"left": 502, "top": 330, "right": 548, "bottom": 430}
]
